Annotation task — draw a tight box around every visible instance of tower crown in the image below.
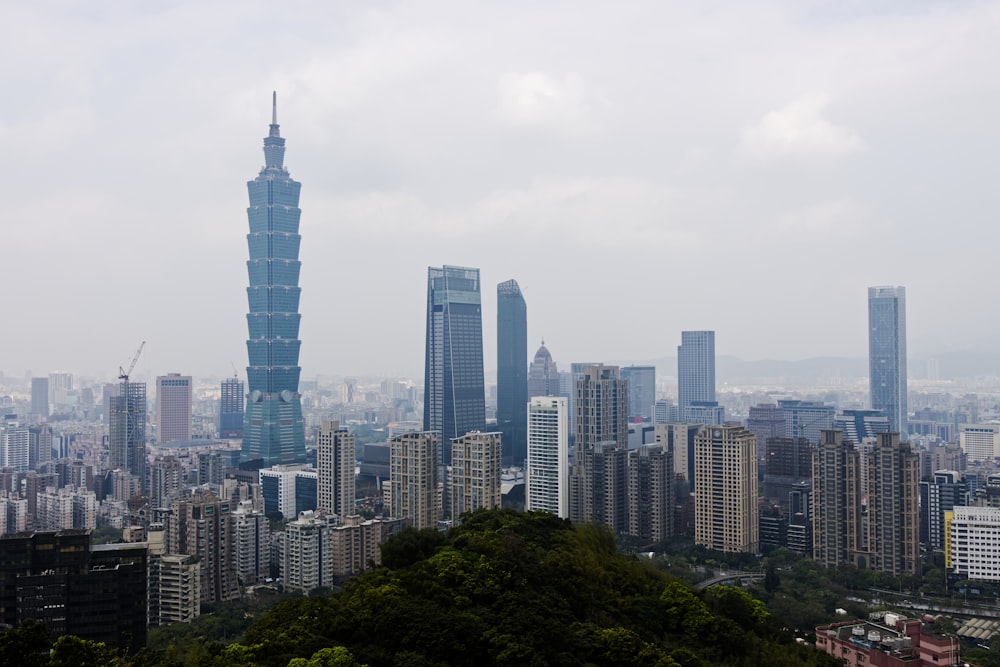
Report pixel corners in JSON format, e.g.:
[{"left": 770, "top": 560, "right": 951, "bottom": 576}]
[{"left": 263, "top": 91, "right": 286, "bottom": 170}]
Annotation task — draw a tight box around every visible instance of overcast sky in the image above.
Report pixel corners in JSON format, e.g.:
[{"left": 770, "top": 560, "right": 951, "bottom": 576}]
[{"left": 4, "top": 0, "right": 999, "bottom": 382}]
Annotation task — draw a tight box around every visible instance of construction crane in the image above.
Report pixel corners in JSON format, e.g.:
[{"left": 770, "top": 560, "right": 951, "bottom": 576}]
[{"left": 119, "top": 341, "right": 146, "bottom": 381}]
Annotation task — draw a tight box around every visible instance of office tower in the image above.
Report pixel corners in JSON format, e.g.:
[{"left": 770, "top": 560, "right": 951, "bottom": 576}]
[
  {"left": 627, "top": 445, "right": 673, "bottom": 542},
  {"left": 694, "top": 425, "right": 759, "bottom": 553},
  {"left": 219, "top": 377, "right": 245, "bottom": 439},
  {"left": 677, "top": 331, "right": 715, "bottom": 410},
  {"left": 528, "top": 342, "right": 560, "bottom": 398},
  {"left": 574, "top": 365, "right": 629, "bottom": 450},
  {"left": 423, "top": 266, "right": 486, "bottom": 462},
  {"left": 496, "top": 279, "right": 528, "bottom": 468},
  {"left": 450, "top": 431, "right": 502, "bottom": 523},
  {"left": 280, "top": 510, "right": 333, "bottom": 593},
  {"left": 0, "top": 531, "right": 147, "bottom": 652},
  {"left": 866, "top": 432, "right": 920, "bottom": 576},
  {"left": 947, "top": 507, "right": 1000, "bottom": 582},
  {"left": 28, "top": 424, "right": 53, "bottom": 469},
  {"left": 168, "top": 488, "right": 240, "bottom": 602},
  {"left": 156, "top": 373, "right": 192, "bottom": 443},
  {"left": 232, "top": 499, "right": 270, "bottom": 586},
  {"left": 526, "top": 396, "right": 569, "bottom": 518},
  {"left": 959, "top": 423, "right": 1000, "bottom": 463},
  {"left": 812, "top": 430, "right": 861, "bottom": 569},
  {"left": 868, "top": 286, "right": 908, "bottom": 434},
  {"left": 833, "top": 408, "right": 890, "bottom": 444},
  {"left": 243, "top": 93, "right": 306, "bottom": 466},
  {"left": 761, "top": 437, "right": 813, "bottom": 513},
  {"left": 108, "top": 380, "right": 147, "bottom": 489},
  {"left": 30, "top": 377, "right": 49, "bottom": 420},
  {"left": 777, "top": 399, "right": 835, "bottom": 445},
  {"left": 746, "top": 404, "right": 785, "bottom": 451},
  {"left": 48, "top": 372, "right": 73, "bottom": 406},
  {"left": 259, "top": 464, "right": 313, "bottom": 519},
  {"left": 620, "top": 366, "right": 656, "bottom": 422},
  {"left": 149, "top": 455, "right": 184, "bottom": 508},
  {"left": 389, "top": 431, "right": 440, "bottom": 530},
  {"left": 920, "top": 470, "right": 967, "bottom": 551},
  {"left": 317, "top": 420, "right": 356, "bottom": 518}
]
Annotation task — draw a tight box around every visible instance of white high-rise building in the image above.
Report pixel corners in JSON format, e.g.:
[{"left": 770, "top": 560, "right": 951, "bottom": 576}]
[
  {"left": 948, "top": 506, "right": 1000, "bottom": 581},
  {"left": 959, "top": 423, "right": 1000, "bottom": 463},
  {"left": 317, "top": 420, "right": 356, "bottom": 519},
  {"left": 0, "top": 422, "right": 29, "bottom": 472},
  {"left": 280, "top": 510, "right": 333, "bottom": 594},
  {"left": 694, "top": 425, "right": 759, "bottom": 553},
  {"left": 526, "top": 396, "right": 568, "bottom": 518},
  {"left": 232, "top": 499, "right": 270, "bottom": 586},
  {"left": 156, "top": 373, "right": 192, "bottom": 443}
]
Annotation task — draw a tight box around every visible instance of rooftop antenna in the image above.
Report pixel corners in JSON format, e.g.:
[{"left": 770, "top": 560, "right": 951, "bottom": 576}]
[{"left": 272, "top": 91, "right": 277, "bottom": 125}]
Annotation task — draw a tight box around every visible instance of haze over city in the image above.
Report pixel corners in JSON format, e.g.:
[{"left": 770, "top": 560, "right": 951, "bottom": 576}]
[{"left": 4, "top": 1, "right": 999, "bottom": 379}]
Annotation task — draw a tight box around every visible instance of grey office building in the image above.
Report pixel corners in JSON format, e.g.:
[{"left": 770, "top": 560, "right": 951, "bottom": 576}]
[
  {"left": 677, "top": 331, "right": 715, "bottom": 409},
  {"left": 621, "top": 365, "right": 656, "bottom": 422}
]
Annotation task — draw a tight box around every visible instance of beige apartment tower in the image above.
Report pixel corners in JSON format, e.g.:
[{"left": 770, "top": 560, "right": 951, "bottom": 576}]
[
  {"left": 694, "top": 425, "right": 759, "bottom": 553},
  {"left": 389, "top": 431, "right": 440, "bottom": 530},
  {"left": 865, "top": 431, "right": 920, "bottom": 576},
  {"left": 450, "top": 431, "right": 502, "bottom": 523},
  {"left": 156, "top": 373, "right": 192, "bottom": 443},
  {"left": 317, "top": 420, "right": 356, "bottom": 518},
  {"left": 812, "top": 429, "right": 862, "bottom": 570}
]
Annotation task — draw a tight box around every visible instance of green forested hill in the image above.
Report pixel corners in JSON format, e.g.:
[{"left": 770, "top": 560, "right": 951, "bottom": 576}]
[{"left": 211, "top": 509, "right": 838, "bottom": 667}]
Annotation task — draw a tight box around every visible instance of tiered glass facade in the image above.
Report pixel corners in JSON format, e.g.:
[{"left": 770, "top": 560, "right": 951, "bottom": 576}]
[{"left": 242, "top": 94, "right": 306, "bottom": 464}]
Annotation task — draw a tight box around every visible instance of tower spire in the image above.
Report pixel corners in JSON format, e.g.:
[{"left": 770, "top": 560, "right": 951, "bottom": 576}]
[{"left": 272, "top": 91, "right": 277, "bottom": 125}]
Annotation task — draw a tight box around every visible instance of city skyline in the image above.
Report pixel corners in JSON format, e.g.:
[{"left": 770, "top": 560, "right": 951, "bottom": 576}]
[{"left": 4, "top": 3, "right": 999, "bottom": 379}]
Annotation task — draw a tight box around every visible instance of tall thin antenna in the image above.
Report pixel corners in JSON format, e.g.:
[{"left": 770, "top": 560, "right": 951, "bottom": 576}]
[{"left": 272, "top": 91, "right": 277, "bottom": 125}]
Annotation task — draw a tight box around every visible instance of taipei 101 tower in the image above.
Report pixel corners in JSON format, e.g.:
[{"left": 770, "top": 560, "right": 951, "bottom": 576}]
[{"left": 241, "top": 93, "right": 306, "bottom": 465}]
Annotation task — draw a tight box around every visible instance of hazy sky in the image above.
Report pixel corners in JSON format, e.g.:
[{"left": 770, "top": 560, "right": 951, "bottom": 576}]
[{"left": 4, "top": 1, "right": 999, "bottom": 381}]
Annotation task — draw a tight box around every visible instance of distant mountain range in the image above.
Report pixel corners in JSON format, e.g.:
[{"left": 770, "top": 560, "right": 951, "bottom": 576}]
[{"left": 623, "top": 350, "right": 1000, "bottom": 386}]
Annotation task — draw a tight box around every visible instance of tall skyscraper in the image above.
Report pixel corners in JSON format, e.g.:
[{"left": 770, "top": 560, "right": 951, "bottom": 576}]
[
  {"left": 694, "top": 425, "right": 759, "bottom": 553},
  {"left": 168, "top": 488, "right": 239, "bottom": 602},
  {"left": 450, "top": 431, "right": 502, "bottom": 523},
  {"left": 527, "top": 342, "right": 560, "bottom": 398},
  {"left": 242, "top": 93, "right": 306, "bottom": 465},
  {"left": 868, "top": 286, "right": 907, "bottom": 434},
  {"left": 156, "top": 373, "right": 192, "bottom": 443},
  {"left": 496, "top": 279, "right": 528, "bottom": 468},
  {"left": 317, "top": 420, "right": 356, "bottom": 518},
  {"left": 423, "top": 266, "right": 485, "bottom": 463},
  {"left": 620, "top": 365, "right": 656, "bottom": 422},
  {"left": 677, "top": 331, "right": 715, "bottom": 410},
  {"left": 30, "top": 377, "right": 49, "bottom": 421},
  {"left": 526, "top": 396, "right": 569, "bottom": 518},
  {"left": 219, "top": 377, "right": 245, "bottom": 439},
  {"left": 627, "top": 445, "right": 674, "bottom": 543},
  {"left": 109, "top": 381, "right": 146, "bottom": 491}
]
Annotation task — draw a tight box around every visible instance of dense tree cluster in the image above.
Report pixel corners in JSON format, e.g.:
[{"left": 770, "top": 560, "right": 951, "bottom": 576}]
[{"left": 0, "top": 509, "right": 841, "bottom": 666}]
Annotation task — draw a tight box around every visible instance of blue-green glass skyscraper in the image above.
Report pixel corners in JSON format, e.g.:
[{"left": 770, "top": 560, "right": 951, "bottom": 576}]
[
  {"left": 242, "top": 93, "right": 306, "bottom": 465},
  {"left": 496, "top": 279, "right": 527, "bottom": 467}
]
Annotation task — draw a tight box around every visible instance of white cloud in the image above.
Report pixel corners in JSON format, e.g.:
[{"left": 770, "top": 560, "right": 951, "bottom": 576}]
[
  {"left": 770, "top": 197, "right": 879, "bottom": 238},
  {"left": 496, "top": 71, "right": 605, "bottom": 135},
  {"left": 737, "top": 94, "right": 866, "bottom": 162}
]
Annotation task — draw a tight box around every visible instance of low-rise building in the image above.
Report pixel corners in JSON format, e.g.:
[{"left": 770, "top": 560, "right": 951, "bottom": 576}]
[{"left": 816, "top": 615, "right": 959, "bottom": 667}]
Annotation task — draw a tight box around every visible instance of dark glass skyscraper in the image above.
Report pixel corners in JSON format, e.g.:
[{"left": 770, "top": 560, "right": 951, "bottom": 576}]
[
  {"left": 220, "top": 377, "right": 245, "bottom": 439},
  {"left": 242, "top": 94, "right": 305, "bottom": 465},
  {"left": 868, "top": 286, "right": 907, "bottom": 435},
  {"left": 424, "top": 266, "right": 485, "bottom": 463},
  {"left": 496, "top": 279, "right": 527, "bottom": 467}
]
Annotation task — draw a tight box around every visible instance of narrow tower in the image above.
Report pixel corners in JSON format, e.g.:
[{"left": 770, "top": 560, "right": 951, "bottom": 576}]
[{"left": 242, "top": 93, "right": 306, "bottom": 465}]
